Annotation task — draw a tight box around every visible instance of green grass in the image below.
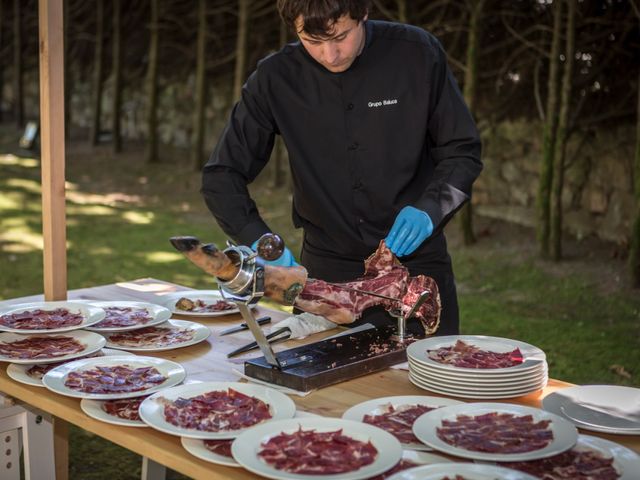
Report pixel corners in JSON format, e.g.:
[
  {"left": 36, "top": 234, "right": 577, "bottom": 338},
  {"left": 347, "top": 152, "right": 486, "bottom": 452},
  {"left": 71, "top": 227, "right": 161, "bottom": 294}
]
[{"left": 1, "top": 125, "right": 639, "bottom": 479}]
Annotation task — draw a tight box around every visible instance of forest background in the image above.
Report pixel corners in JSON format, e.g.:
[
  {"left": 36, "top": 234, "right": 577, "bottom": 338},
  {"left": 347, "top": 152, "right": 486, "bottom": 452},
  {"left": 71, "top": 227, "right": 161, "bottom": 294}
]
[{"left": 0, "top": 0, "right": 640, "bottom": 478}]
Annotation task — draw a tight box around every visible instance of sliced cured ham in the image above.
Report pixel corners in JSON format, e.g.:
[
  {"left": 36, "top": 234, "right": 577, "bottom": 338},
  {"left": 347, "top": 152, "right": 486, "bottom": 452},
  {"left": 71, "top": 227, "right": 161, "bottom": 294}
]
[
  {"left": 258, "top": 427, "right": 378, "bottom": 474},
  {"left": 0, "top": 308, "right": 83, "bottom": 330},
  {"left": 175, "top": 298, "right": 234, "bottom": 313},
  {"left": 204, "top": 439, "right": 233, "bottom": 458},
  {"left": 503, "top": 448, "right": 620, "bottom": 479},
  {"left": 436, "top": 413, "right": 553, "bottom": 454},
  {"left": 64, "top": 365, "right": 166, "bottom": 394},
  {"left": 102, "top": 396, "right": 147, "bottom": 421},
  {"left": 0, "top": 336, "right": 85, "bottom": 359},
  {"left": 161, "top": 388, "right": 271, "bottom": 432},
  {"left": 428, "top": 340, "right": 524, "bottom": 369},
  {"left": 93, "top": 307, "right": 152, "bottom": 328},
  {"left": 107, "top": 326, "right": 195, "bottom": 347},
  {"left": 363, "top": 404, "right": 436, "bottom": 444}
]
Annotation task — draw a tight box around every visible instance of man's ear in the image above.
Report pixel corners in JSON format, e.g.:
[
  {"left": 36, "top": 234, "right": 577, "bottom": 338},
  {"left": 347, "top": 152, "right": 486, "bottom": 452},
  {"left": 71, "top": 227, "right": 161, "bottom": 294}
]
[{"left": 363, "top": 12, "right": 369, "bottom": 22}]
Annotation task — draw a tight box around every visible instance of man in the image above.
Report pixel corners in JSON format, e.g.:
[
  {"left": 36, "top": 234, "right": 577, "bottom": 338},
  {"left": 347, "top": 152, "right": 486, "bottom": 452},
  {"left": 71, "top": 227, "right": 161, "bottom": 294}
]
[{"left": 202, "top": 0, "right": 482, "bottom": 335}]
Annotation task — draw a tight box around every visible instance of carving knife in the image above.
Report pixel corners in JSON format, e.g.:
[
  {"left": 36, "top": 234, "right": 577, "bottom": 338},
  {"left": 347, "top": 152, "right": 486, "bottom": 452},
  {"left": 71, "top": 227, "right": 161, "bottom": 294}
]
[
  {"left": 219, "top": 316, "right": 271, "bottom": 336},
  {"left": 326, "top": 283, "right": 403, "bottom": 303}
]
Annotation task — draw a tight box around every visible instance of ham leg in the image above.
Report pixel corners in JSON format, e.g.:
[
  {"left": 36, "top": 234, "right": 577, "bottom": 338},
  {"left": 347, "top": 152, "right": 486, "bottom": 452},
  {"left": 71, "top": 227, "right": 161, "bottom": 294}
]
[{"left": 169, "top": 237, "right": 440, "bottom": 333}]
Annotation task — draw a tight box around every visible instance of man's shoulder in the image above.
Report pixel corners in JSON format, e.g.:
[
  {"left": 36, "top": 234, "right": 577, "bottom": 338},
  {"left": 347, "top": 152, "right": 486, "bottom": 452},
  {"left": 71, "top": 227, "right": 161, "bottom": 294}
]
[
  {"left": 255, "top": 43, "right": 301, "bottom": 73},
  {"left": 369, "top": 20, "right": 440, "bottom": 54}
]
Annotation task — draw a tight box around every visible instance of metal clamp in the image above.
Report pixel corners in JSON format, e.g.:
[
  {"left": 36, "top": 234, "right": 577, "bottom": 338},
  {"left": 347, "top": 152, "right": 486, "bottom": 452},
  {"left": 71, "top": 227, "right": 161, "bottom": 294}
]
[{"left": 216, "top": 243, "right": 280, "bottom": 368}]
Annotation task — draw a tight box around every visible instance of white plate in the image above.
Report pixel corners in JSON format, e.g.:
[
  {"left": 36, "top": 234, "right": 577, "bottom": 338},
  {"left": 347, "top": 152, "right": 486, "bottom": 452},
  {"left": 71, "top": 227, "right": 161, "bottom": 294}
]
[
  {"left": 0, "top": 330, "right": 106, "bottom": 364},
  {"left": 103, "top": 319, "right": 210, "bottom": 352},
  {"left": 409, "top": 368, "right": 549, "bottom": 392},
  {"left": 489, "top": 434, "right": 640, "bottom": 480},
  {"left": 180, "top": 410, "right": 320, "bottom": 468},
  {"left": 413, "top": 402, "right": 577, "bottom": 461},
  {"left": 409, "top": 373, "right": 547, "bottom": 400},
  {"left": 408, "top": 358, "right": 548, "bottom": 382},
  {"left": 407, "top": 335, "right": 546, "bottom": 374},
  {"left": 387, "top": 463, "right": 538, "bottom": 480},
  {"left": 80, "top": 396, "right": 148, "bottom": 428},
  {"left": 6, "top": 348, "right": 133, "bottom": 387},
  {"left": 341, "top": 395, "right": 464, "bottom": 451},
  {"left": 139, "top": 381, "right": 296, "bottom": 439},
  {"left": 157, "top": 290, "right": 240, "bottom": 317},
  {"left": 231, "top": 417, "right": 402, "bottom": 480},
  {"left": 542, "top": 385, "right": 640, "bottom": 435},
  {"left": 0, "top": 301, "right": 105, "bottom": 334},
  {"left": 84, "top": 301, "right": 171, "bottom": 332},
  {"left": 42, "top": 355, "right": 186, "bottom": 399}
]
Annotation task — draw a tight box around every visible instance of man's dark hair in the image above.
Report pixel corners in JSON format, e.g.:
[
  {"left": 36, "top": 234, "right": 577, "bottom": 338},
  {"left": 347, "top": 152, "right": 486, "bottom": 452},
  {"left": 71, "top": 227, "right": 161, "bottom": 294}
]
[{"left": 277, "top": 0, "right": 370, "bottom": 38}]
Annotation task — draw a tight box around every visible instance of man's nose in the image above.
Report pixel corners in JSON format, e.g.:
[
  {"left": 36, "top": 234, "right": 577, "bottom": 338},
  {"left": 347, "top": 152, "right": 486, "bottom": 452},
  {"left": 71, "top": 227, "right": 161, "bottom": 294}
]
[{"left": 322, "top": 42, "right": 340, "bottom": 64}]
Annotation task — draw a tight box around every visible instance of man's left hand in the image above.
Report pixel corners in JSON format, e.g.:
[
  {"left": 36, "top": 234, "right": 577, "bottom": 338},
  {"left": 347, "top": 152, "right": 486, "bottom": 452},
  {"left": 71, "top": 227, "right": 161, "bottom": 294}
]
[{"left": 385, "top": 206, "right": 433, "bottom": 257}]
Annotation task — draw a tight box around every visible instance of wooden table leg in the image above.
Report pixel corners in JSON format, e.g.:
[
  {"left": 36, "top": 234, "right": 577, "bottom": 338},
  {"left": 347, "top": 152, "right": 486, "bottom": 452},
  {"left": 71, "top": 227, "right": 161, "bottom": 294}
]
[{"left": 54, "top": 418, "right": 69, "bottom": 480}]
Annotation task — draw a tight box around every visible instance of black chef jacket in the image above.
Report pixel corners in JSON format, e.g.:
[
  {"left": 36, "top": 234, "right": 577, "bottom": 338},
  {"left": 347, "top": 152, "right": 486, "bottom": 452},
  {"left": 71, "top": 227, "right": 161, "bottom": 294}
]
[{"left": 202, "top": 20, "right": 482, "bottom": 334}]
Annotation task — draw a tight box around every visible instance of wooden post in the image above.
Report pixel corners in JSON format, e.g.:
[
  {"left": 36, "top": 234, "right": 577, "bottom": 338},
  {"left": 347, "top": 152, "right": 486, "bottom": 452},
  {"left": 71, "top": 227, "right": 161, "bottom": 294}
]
[
  {"left": 38, "top": 1, "right": 68, "bottom": 300},
  {"left": 39, "top": 3, "right": 70, "bottom": 477}
]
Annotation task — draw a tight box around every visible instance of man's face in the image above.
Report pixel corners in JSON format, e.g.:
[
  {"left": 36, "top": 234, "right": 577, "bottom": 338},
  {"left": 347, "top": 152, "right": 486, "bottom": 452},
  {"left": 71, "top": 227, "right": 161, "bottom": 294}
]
[{"left": 295, "top": 14, "right": 367, "bottom": 73}]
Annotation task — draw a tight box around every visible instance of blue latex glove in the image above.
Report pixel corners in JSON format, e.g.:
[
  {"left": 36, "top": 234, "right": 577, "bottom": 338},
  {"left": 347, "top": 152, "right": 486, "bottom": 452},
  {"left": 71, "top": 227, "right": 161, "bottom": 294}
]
[
  {"left": 385, "top": 206, "right": 434, "bottom": 257},
  {"left": 251, "top": 240, "right": 299, "bottom": 267}
]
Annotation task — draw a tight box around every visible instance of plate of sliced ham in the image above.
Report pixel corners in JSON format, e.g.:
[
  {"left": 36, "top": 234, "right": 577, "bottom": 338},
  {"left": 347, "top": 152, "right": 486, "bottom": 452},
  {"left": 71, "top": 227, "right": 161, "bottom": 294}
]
[
  {"left": 385, "top": 463, "right": 537, "bottom": 480},
  {"left": 102, "top": 320, "right": 210, "bottom": 351},
  {"left": 157, "top": 291, "right": 240, "bottom": 317},
  {"left": 83, "top": 301, "right": 171, "bottom": 332},
  {"left": 0, "top": 330, "right": 106, "bottom": 364},
  {"left": 81, "top": 395, "right": 150, "bottom": 428},
  {"left": 180, "top": 410, "right": 321, "bottom": 468},
  {"left": 408, "top": 335, "right": 546, "bottom": 374},
  {"left": 341, "top": 395, "right": 463, "bottom": 451},
  {"left": 0, "top": 301, "right": 106, "bottom": 334},
  {"left": 499, "top": 434, "right": 640, "bottom": 480},
  {"left": 231, "top": 417, "right": 402, "bottom": 480},
  {"left": 413, "top": 402, "right": 578, "bottom": 462},
  {"left": 6, "top": 348, "right": 133, "bottom": 387},
  {"left": 42, "top": 355, "right": 186, "bottom": 400},
  {"left": 139, "top": 381, "right": 296, "bottom": 439}
]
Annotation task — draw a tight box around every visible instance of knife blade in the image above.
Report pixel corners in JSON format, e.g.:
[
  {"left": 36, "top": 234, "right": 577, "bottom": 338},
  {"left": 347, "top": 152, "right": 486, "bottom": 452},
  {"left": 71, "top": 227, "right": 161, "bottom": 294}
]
[
  {"left": 219, "top": 316, "right": 271, "bottom": 336},
  {"left": 327, "top": 284, "right": 403, "bottom": 303}
]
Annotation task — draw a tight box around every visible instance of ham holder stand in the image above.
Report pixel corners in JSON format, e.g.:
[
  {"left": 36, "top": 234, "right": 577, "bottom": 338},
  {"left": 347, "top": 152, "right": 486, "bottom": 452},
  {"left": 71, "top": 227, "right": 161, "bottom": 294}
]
[{"left": 217, "top": 237, "right": 431, "bottom": 392}]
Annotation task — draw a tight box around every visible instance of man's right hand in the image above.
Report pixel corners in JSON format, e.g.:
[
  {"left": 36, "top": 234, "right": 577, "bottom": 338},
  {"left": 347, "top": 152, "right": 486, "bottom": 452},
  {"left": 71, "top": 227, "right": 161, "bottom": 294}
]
[{"left": 251, "top": 239, "right": 299, "bottom": 267}]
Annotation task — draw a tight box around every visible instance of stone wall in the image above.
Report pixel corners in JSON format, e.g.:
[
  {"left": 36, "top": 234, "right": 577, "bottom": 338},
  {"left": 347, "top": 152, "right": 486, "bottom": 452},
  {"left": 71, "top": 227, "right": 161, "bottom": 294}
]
[{"left": 473, "top": 120, "right": 636, "bottom": 244}]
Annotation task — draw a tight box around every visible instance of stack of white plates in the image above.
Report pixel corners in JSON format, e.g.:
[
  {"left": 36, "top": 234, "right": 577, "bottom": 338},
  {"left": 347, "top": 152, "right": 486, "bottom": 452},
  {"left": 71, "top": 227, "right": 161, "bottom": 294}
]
[
  {"left": 543, "top": 385, "right": 640, "bottom": 435},
  {"left": 406, "top": 335, "right": 548, "bottom": 399}
]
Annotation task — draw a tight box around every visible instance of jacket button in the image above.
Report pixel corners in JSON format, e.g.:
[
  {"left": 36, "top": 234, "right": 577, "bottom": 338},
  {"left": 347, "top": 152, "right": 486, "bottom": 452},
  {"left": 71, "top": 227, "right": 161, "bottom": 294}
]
[
  {"left": 348, "top": 142, "right": 359, "bottom": 151},
  {"left": 347, "top": 103, "right": 354, "bottom": 110},
  {"left": 353, "top": 181, "right": 362, "bottom": 190}
]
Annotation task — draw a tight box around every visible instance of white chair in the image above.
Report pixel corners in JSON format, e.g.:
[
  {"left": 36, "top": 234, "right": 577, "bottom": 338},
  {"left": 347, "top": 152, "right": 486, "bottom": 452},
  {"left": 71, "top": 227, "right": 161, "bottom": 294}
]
[{"left": 0, "top": 394, "right": 56, "bottom": 480}]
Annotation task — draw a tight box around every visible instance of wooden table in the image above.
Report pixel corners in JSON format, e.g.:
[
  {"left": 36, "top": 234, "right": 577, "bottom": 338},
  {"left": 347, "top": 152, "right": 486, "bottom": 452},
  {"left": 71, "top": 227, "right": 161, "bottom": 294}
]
[{"left": 0, "top": 278, "right": 638, "bottom": 479}]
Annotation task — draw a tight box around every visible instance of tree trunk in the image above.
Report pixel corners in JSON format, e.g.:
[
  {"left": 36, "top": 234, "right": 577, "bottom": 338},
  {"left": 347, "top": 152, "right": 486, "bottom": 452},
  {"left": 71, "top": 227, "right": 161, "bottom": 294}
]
[
  {"left": 64, "top": 0, "right": 71, "bottom": 138},
  {"left": 12, "top": 0, "right": 23, "bottom": 128},
  {"left": 271, "top": 19, "right": 288, "bottom": 188},
  {"left": 397, "top": 0, "right": 407, "bottom": 23},
  {"left": 191, "top": 0, "right": 207, "bottom": 170},
  {"left": 630, "top": 70, "right": 640, "bottom": 286},
  {"left": 535, "top": 0, "right": 563, "bottom": 258},
  {"left": 549, "top": 0, "right": 575, "bottom": 261},
  {"left": 112, "top": 0, "right": 122, "bottom": 153},
  {"left": 459, "top": 0, "right": 484, "bottom": 246},
  {"left": 146, "top": 0, "right": 160, "bottom": 164},
  {"left": 90, "top": 0, "right": 104, "bottom": 145},
  {"left": 233, "top": 0, "right": 249, "bottom": 102},
  {"left": 0, "top": 0, "right": 4, "bottom": 122}
]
